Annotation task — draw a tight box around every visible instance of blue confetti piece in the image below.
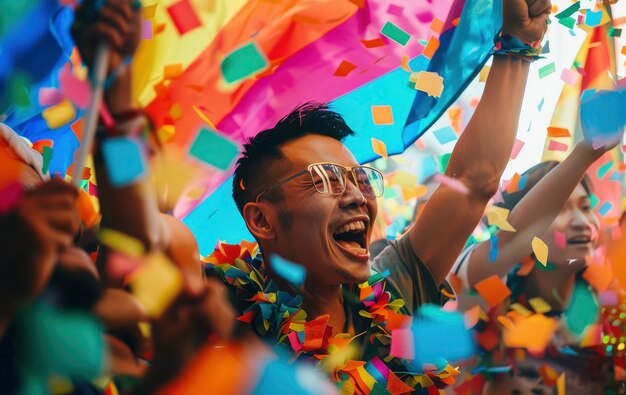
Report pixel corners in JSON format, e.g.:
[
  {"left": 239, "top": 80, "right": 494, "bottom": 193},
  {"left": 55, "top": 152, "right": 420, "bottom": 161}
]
[
  {"left": 432, "top": 126, "right": 457, "bottom": 145},
  {"left": 518, "top": 174, "right": 528, "bottom": 190},
  {"left": 386, "top": 223, "right": 398, "bottom": 240},
  {"left": 585, "top": 9, "right": 602, "bottom": 27},
  {"left": 101, "top": 137, "right": 147, "bottom": 187},
  {"left": 489, "top": 235, "right": 499, "bottom": 262},
  {"left": 598, "top": 201, "right": 612, "bottom": 216},
  {"left": 251, "top": 359, "right": 326, "bottom": 395},
  {"left": 581, "top": 89, "right": 626, "bottom": 149},
  {"left": 610, "top": 171, "right": 621, "bottom": 182},
  {"left": 538, "top": 97, "right": 545, "bottom": 111},
  {"left": 541, "top": 41, "right": 550, "bottom": 54},
  {"left": 269, "top": 254, "right": 306, "bottom": 286}
]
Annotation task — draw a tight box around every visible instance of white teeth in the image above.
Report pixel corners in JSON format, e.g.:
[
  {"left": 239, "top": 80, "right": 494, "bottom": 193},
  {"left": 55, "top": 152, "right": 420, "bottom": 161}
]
[{"left": 334, "top": 220, "right": 366, "bottom": 235}]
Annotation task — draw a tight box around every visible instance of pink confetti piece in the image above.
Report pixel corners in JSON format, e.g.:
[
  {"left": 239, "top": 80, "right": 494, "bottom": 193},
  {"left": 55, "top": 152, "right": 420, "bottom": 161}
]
[
  {"left": 287, "top": 331, "right": 303, "bottom": 351},
  {"left": 598, "top": 291, "right": 618, "bottom": 306},
  {"left": 106, "top": 251, "right": 143, "bottom": 280},
  {"left": 59, "top": 67, "right": 92, "bottom": 109},
  {"left": 38, "top": 88, "right": 64, "bottom": 106},
  {"left": 434, "top": 173, "right": 469, "bottom": 194},
  {"left": 390, "top": 329, "right": 415, "bottom": 359},
  {"left": 560, "top": 68, "right": 579, "bottom": 86},
  {"left": 554, "top": 230, "right": 566, "bottom": 249},
  {"left": 0, "top": 182, "right": 24, "bottom": 213},
  {"left": 510, "top": 139, "right": 525, "bottom": 159},
  {"left": 370, "top": 356, "right": 390, "bottom": 380},
  {"left": 142, "top": 19, "right": 153, "bottom": 40},
  {"left": 386, "top": 4, "right": 404, "bottom": 17},
  {"left": 548, "top": 140, "right": 568, "bottom": 151}
]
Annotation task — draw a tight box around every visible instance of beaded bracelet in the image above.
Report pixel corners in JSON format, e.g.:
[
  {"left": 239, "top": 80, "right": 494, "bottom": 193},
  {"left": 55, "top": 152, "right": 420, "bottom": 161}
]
[{"left": 493, "top": 34, "right": 544, "bottom": 62}]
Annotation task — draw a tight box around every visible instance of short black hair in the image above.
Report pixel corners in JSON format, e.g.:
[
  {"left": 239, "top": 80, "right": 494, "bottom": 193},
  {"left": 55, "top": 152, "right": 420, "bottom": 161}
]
[
  {"left": 496, "top": 161, "right": 593, "bottom": 211},
  {"left": 232, "top": 102, "right": 355, "bottom": 214}
]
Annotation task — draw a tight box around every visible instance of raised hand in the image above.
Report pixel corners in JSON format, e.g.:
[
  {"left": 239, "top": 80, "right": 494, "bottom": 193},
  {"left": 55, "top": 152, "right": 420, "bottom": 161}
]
[{"left": 502, "top": 0, "right": 551, "bottom": 45}]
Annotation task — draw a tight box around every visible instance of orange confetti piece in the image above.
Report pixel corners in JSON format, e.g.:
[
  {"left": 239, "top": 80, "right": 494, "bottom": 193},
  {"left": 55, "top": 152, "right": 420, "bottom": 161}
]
[
  {"left": 371, "top": 105, "right": 394, "bottom": 125},
  {"left": 360, "top": 37, "right": 386, "bottom": 48},
  {"left": 547, "top": 126, "right": 571, "bottom": 137},
  {"left": 431, "top": 17, "right": 444, "bottom": 34},
  {"left": 333, "top": 60, "right": 357, "bottom": 77},
  {"left": 371, "top": 138, "right": 388, "bottom": 158},
  {"left": 164, "top": 63, "right": 183, "bottom": 79},
  {"left": 401, "top": 54, "right": 412, "bottom": 72},
  {"left": 474, "top": 275, "right": 511, "bottom": 308},
  {"left": 422, "top": 36, "right": 440, "bottom": 59},
  {"left": 504, "top": 314, "right": 558, "bottom": 353}
]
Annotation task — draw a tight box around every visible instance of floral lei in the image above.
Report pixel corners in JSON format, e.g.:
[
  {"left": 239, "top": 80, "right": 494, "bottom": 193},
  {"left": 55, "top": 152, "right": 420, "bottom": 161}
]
[{"left": 203, "top": 241, "right": 459, "bottom": 394}]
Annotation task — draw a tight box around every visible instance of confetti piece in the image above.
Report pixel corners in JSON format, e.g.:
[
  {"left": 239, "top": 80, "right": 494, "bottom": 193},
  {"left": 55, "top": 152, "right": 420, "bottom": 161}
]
[
  {"left": 371, "top": 138, "right": 388, "bottom": 158},
  {"left": 0, "top": 182, "right": 23, "bottom": 213},
  {"left": 42, "top": 100, "right": 76, "bottom": 129},
  {"left": 538, "top": 62, "right": 556, "bottom": 79},
  {"left": 547, "top": 126, "right": 571, "bottom": 137},
  {"left": 157, "top": 125, "right": 175, "bottom": 143},
  {"left": 269, "top": 254, "right": 306, "bottom": 286},
  {"left": 59, "top": 67, "right": 91, "bottom": 109},
  {"left": 416, "top": 11, "right": 433, "bottom": 23},
  {"left": 565, "top": 280, "right": 599, "bottom": 336},
  {"left": 106, "top": 251, "right": 143, "bottom": 280},
  {"left": 371, "top": 105, "right": 394, "bottom": 125},
  {"left": 38, "top": 87, "right": 64, "bottom": 106},
  {"left": 333, "top": 60, "right": 357, "bottom": 77},
  {"left": 608, "top": 28, "right": 622, "bottom": 37},
  {"left": 360, "top": 38, "right": 385, "bottom": 48},
  {"left": 421, "top": 36, "right": 439, "bottom": 59},
  {"left": 163, "top": 64, "right": 183, "bottom": 80},
  {"left": 412, "top": 71, "right": 444, "bottom": 97},
  {"left": 479, "top": 65, "right": 491, "bottom": 82},
  {"left": 99, "top": 228, "right": 145, "bottom": 257},
  {"left": 433, "top": 126, "right": 457, "bottom": 145},
  {"left": 548, "top": 140, "right": 568, "bottom": 151},
  {"left": 142, "top": 19, "right": 153, "bottom": 39},
  {"left": 390, "top": 329, "right": 414, "bottom": 359},
  {"left": 598, "top": 201, "right": 612, "bottom": 216},
  {"left": 101, "top": 137, "right": 147, "bottom": 187},
  {"left": 510, "top": 139, "right": 524, "bottom": 159},
  {"left": 220, "top": 42, "right": 268, "bottom": 84},
  {"left": 583, "top": 258, "right": 614, "bottom": 291},
  {"left": 143, "top": 3, "right": 158, "bottom": 18},
  {"left": 393, "top": 170, "right": 417, "bottom": 188},
  {"left": 580, "top": 88, "right": 626, "bottom": 150},
  {"left": 41, "top": 146, "right": 52, "bottom": 175},
  {"left": 474, "top": 275, "right": 511, "bottom": 308},
  {"left": 510, "top": 303, "right": 532, "bottom": 316},
  {"left": 412, "top": 305, "right": 474, "bottom": 366},
  {"left": 380, "top": 21, "right": 410, "bottom": 46},
  {"left": 585, "top": 9, "right": 602, "bottom": 27},
  {"left": 597, "top": 160, "right": 613, "bottom": 179},
  {"left": 486, "top": 206, "right": 517, "bottom": 232},
  {"left": 528, "top": 297, "right": 551, "bottom": 313},
  {"left": 386, "top": 4, "right": 403, "bottom": 16},
  {"left": 188, "top": 128, "right": 239, "bottom": 171},
  {"left": 557, "top": 373, "right": 565, "bottom": 395},
  {"left": 386, "top": 223, "right": 398, "bottom": 240},
  {"left": 489, "top": 235, "right": 499, "bottom": 262},
  {"left": 430, "top": 17, "right": 444, "bottom": 34},
  {"left": 434, "top": 173, "right": 469, "bottom": 194},
  {"left": 560, "top": 68, "right": 579, "bottom": 86},
  {"left": 504, "top": 314, "right": 558, "bottom": 353},
  {"left": 538, "top": 97, "right": 545, "bottom": 111},
  {"left": 130, "top": 253, "right": 183, "bottom": 317},
  {"left": 532, "top": 237, "right": 548, "bottom": 266},
  {"left": 598, "top": 291, "right": 618, "bottom": 306},
  {"left": 558, "top": 16, "right": 576, "bottom": 29},
  {"left": 554, "top": 230, "right": 566, "bottom": 249},
  {"left": 166, "top": 0, "right": 202, "bottom": 35}
]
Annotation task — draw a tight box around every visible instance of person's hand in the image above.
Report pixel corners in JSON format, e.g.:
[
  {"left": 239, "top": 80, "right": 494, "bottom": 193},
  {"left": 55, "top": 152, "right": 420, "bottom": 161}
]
[
  {"left": 0, "top": 179, "right": 80, "bottom": 311},
  {"left": 71, "top": 0, "right": 142, "bottom": 72},
  {"left": 580, "top": 88, "right": 626, "bottom": 152},
  {"left": 140, "top": 278, "right": 236, "bottom": 392},
  {"left": 502, "top": 0, "right": 551, "bottom": 45}
]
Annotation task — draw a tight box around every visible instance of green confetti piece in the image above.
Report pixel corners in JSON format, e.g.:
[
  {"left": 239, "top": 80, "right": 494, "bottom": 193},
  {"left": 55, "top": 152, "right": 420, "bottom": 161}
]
[
  {"left": 189, "top": 127, "right": 239, "bottom": 171},
  {"left": 597, "top": 161, "right": 614, "bottom": 180},
  {"left": 220, "top": 42, "right": 268, "bottom": 84},
  {"left": 438, "top": 153, "right": 451, "bottom": 173},
  {"left": 558, "top": 16, "right": 576, "bottom": 29},
  {"left": 380, "top": 21, "right": 410, "bottom": 46},
  {"left": 565, "top": 281, "right": 599, "bottom": 336},
  {"left": 608, "top": 28, "right": 622, "bottom": 37},
  {"left": 590, "top": 193, "right": 599, "bottom": 208},
  {"left": 8, "top": 72, "right": 32, "bottom": 107},
  {"left": 41, "top": 146, "right": 52, "bottom": 175},
  {"left": 538, "top": 62, "right": 556, "bottom": 79},
  {"left": 555, "top": 1, "right": 580, "bottom": 18}
]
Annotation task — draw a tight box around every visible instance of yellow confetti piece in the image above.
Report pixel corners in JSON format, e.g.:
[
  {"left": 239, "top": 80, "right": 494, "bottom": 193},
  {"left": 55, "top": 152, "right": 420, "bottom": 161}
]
[
  {"left": 528, "top": 297, "right": 551, "bottom": 314},
  {"left": 163, "top": 63, "right": 183, "bottom": 79},
  {"left": 142, "top": 3, "right": 158, "bottom": 18},
  {"left": 402, "top": 185, "right": 428, "bottom": 200},
  {"left": 371, "top": 105, "right": 394, "bottom": 125},
  {"left": 412, "top": 71, "right": 444, "bottom": 97},
  {"left": 138, "top": 322, "right": 152, "bottom": 338},
  {"left": 129, "top": 253, "right": 182, "bottom": 317},
  {"left": 510, "top": 303, "right": 532, "bottom": 316},
  {"left": 479, "top": 65, "right": 491, "bottom": 82},
  {"left": 192, "top": 104, "right": 217, "bottom": 128},
  {"left": 157, "top": 124, "right": 176, "bottom": 143},
  {"left": 392, "top": 170, "right": 418, "bottom": 189},
  {"left": 371, "top": 137, "right": 388, "bottom": 158},
  {"left": 99, "top": 228, "right": 145, "bottom": 257},
  {"left": 42, "top": 99, "right": 76, "bottom": 130},
  {"left": 170, "top": 103, "right": 183, "bottom": 120},
  {"left": 497, "top": 315, "right": 514, "bottom": 330},
  {"left": 532, "top": 236, "right": 549, "bottom": 266},
  {"left": 486, "top": 206, "right": 517, "bottom": 232},
  {"left": 557, "top": 372, "right": 565, "bottom": 395}
]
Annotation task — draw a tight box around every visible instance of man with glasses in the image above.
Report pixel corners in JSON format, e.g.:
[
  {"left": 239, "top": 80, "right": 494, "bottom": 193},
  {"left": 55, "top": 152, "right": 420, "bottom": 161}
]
[{"left": 229, "top": 0, "right": 551, "bottom": 360}]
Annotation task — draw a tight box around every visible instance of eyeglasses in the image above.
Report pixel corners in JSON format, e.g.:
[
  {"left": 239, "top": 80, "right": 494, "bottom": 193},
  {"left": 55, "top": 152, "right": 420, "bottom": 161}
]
[{"left": 255, "top": 162, "right": 384, "bottom": 203}]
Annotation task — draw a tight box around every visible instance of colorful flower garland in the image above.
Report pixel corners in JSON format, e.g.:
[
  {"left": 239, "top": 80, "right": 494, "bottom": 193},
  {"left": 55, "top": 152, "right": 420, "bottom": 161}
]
[{"left": 203, "top": 241, "right": 459, "bottom": 394}]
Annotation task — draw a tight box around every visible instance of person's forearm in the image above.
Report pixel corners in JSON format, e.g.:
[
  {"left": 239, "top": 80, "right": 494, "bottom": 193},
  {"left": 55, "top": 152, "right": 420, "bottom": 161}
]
[
  {"left": 447, "top": 55, "right": 530, "bottom": 199},
  {"left": 467, "top": 143, "right": 602, "bottom": 286}
]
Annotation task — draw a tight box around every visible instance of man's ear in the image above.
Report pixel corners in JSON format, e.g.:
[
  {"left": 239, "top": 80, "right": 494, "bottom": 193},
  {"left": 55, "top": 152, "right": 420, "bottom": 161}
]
[{"left": 243, "top": 202, "right": 276, "bottom": 241}]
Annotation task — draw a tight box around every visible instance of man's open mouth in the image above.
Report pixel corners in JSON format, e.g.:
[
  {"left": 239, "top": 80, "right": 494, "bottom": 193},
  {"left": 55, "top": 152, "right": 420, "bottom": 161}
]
[
  {"left": 333, "top": 220, "right": 369, "bottom": 257},
  {"left": 567, "top": 235, "right": 591, "bottom": 245}
]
